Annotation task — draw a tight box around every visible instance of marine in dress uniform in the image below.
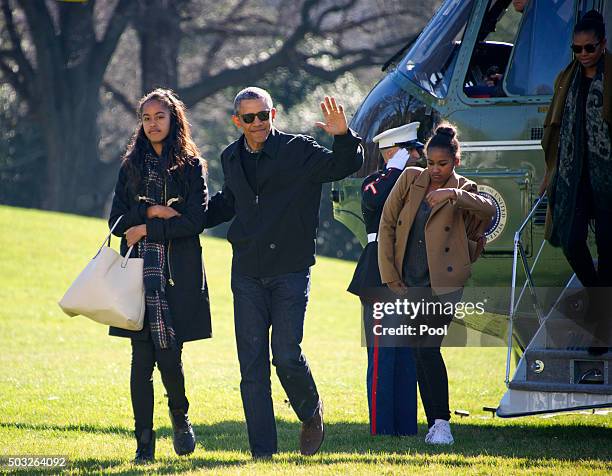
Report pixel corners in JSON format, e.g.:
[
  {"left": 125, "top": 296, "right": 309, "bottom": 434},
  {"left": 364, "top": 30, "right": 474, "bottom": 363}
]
[{"left": 348, "top": 122, "right": 424, "bottom": 436}]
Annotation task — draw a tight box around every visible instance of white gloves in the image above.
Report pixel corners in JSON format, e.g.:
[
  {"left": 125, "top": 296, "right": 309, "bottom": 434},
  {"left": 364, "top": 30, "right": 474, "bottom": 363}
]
[{"left": 386, "top": 148, "right": 410, "bottom": 170}]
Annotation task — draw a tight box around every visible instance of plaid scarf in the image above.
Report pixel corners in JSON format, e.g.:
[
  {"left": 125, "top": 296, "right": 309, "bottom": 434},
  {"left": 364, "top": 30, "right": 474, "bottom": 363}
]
[
  {"left": 138, "top": 153, "right": 176, "bottom": 349},
  {"left": 551, "top": 60, "right": 612, "bottom": 247}
]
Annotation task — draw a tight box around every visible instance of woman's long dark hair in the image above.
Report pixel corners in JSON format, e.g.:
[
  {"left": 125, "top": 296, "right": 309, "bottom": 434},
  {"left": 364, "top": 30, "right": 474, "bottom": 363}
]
[{"left": 122, "top": 88, "right": 205, "bottom": 191}]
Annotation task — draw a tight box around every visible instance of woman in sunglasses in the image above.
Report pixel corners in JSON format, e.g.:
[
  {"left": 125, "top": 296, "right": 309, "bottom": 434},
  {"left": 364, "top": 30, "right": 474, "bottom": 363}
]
[
  {"left": 108, "top": 88, "right": 212, "bottom": 462},
  {"left": 541, "top": 10, "right": 612, "bottom": 352}
]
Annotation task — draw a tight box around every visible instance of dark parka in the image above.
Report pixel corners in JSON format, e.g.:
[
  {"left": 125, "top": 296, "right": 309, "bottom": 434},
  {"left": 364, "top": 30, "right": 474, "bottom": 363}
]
[{"left": 108, "top": 157, "right": 212, "bottom": 343}]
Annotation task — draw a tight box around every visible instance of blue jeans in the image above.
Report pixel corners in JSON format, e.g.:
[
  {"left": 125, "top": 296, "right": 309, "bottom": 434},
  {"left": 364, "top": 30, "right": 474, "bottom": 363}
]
[{"left": 231, "top": 268, "right": 320, "bottom": 456}]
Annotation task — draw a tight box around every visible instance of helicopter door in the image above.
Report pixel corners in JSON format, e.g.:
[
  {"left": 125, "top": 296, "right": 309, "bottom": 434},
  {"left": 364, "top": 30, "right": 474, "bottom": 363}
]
[
  {"left": 599, "top": 1, "right": 612, "bottom": 34},
  {"left": 460, "top": 0, "right": 576, "bottom": 99},
  {"left": 453, "top": 0, "right": 577, "bottom": 257},
  {"left": 504, "top": 0, "right": 575, "bottom": 96},
  {"left": 582, "top": 0, "right": 604, "bottom": 14}
]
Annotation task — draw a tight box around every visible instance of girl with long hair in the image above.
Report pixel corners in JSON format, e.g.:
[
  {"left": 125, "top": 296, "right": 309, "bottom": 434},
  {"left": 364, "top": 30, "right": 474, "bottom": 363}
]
[{"left": 108, "top": 88, "right": 211, "bottom": 462}]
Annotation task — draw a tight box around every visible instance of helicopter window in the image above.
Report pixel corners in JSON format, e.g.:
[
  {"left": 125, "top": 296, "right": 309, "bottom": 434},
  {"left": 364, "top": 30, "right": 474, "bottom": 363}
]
[
  {"left": 399, "top": 0, "right": 476, "bottom": 99},
  {"left": 504, "top": 0, "right": 575, "bottom": 96},
  {"left": 463, "top": 41, "right": 515, "bottom": 97},
  {"left": 463, "top": 1, "right": 523, "bottom": 98}
]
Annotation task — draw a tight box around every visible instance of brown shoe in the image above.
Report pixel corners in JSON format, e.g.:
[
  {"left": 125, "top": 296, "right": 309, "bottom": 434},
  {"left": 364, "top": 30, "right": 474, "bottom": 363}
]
[{"left": 300, "top": 400, "right": 324, "bottom": 456}]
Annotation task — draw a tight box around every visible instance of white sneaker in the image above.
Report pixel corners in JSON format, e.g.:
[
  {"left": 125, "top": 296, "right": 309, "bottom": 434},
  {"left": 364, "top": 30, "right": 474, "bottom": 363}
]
[
  {"left": 424, "top": 426, "right": 435, "bottom": 443},
  {"left": 424, "top": 419, "right": 454, "bottom": 445}
]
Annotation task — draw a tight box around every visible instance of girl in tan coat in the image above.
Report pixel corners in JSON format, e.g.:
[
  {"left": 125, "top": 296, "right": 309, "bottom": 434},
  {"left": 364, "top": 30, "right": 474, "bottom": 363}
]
[{"left": 378, "top": 124, "right": 495, "bottom": 444}]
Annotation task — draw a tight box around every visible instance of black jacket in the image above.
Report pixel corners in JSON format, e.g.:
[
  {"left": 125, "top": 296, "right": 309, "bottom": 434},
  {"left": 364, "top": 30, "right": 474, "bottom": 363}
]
[
  {"left": 361, "top": 167, "right": 404, "bottom": 234},
  {"left": 206, "top": 128, "right": 363, "bottom": 277},
  {"left": 347, "top": 167, "right": 404, "bottom": 297},
  {"left": 107, "top": 157, "right": 212, "bottom": 343}
]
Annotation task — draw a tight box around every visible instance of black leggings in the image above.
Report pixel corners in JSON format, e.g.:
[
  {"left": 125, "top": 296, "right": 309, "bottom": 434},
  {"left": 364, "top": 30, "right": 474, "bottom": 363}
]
[
  {"left": 130, "top": 339, "right": 188, "bottom": 435},
  {"left": 406, "top": 288, "right": 458, "bottom": 428},
  {"left": 563, "top": 196, "right": 612, "bottom": 288},
  {"left": 413, "top": 346, "right": 450, "bottom": 428},
  {"left": 413, "top": 307, "right": 453, "bottom": 428}
]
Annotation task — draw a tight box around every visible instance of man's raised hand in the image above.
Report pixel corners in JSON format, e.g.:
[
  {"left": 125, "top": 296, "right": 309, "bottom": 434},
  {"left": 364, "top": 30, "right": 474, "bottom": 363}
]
[{"left": 314, "top": 96, "right": 348, "bottom": 136}]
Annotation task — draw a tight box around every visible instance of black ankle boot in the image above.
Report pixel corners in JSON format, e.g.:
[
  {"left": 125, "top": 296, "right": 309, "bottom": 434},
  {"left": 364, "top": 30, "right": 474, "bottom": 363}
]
[
  {"left": 169, "top": 409, "right": 196, "bottom": 455},
  {"left": 134, "top": 428, "right": 155, "bottom": 463}
]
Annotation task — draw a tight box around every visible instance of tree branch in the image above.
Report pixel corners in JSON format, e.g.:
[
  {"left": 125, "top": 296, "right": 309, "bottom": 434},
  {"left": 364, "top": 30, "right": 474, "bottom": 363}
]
[
  {"left": 320, "top": 9, "right": 413, "bottom": 35},
  {"left": 314, "top": 0, "right": 357, "bottom": 31},
  {"left": 179, "top": 49, "right": 292, "bottom": 107},
  {"left": 180, "top": 0, "right": 323, "bottom": 104},
  {"left": 102, "top": 80, "right": 137, "bottom": 117},
  {"left": 16, "top": 0, "right": 61, "bottom": 93},
  {"left": 90, "top": 0, "right": 136, "bottom": 82},
  {"left": 309, "top": 36, "right": 408, "bottom": 63},
  {"left": 203, "top": 14, "right": 277, "bottom": 29},
  {"left": 191, "top": 24, "right": 278, "bottom": 38},
  {"left": 299, "top": 0, "right": 319, "bottom": 31},
  {"left": 201, "top": 35, "right": 226, "bottom": 73},
  {"left": 300, "top": 56, "right": 373, "bottom": 82},
  {"left": 197, "top": 0, "right": 264, "bottom": 74}
]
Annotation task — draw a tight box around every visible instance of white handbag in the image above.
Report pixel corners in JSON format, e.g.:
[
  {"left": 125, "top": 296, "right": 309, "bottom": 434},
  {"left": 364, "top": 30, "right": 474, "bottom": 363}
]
[{"left": 59, "top": 216, "right": 145, "bottom": 331}]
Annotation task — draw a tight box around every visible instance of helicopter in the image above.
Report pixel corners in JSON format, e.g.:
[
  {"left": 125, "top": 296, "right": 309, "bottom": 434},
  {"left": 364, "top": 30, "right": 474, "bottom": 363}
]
[{"left": 332, "top": 0, "right": 612, "bottom": 416}]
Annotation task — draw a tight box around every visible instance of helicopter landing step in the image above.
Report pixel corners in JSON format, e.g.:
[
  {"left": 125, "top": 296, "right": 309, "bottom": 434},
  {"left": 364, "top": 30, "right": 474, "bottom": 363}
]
[
  {"left": 498, "top": 269, "right": 612, "bottom": 417},
  {"left": 518, "top": 348, "right": 612, "bottom": 391},
  {"left": 497, "top": 387, "right": 612, "bottom": 417},
  {"left": 498, "top": 335, "right": 612, "bottom": 416}
]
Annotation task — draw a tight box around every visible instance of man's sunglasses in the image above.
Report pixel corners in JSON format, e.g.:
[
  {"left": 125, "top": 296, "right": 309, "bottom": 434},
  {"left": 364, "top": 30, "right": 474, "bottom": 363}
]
[
  {"left": 571, "top": 42, "right": 600, "bottom": 54},
  {"left": 239, "top": 110, "right": 271, "bottom": 124}
]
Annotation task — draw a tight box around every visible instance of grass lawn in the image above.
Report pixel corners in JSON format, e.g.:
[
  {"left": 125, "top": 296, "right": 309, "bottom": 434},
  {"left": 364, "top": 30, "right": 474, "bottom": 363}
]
[{"left": 0, "top": 205, "right": 610, "bottom": 475}]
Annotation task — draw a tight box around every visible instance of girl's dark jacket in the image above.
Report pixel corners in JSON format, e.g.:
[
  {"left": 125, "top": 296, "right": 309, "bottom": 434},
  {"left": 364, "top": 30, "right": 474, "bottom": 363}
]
[{"left": 107, "top": 156, "right": 212, "bottom": 343}]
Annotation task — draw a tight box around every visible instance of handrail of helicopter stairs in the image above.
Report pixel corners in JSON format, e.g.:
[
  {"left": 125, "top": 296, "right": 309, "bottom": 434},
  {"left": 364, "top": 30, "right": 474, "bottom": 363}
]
[{"left": 505, "top": 192, "right": 548, "bottom": 386}]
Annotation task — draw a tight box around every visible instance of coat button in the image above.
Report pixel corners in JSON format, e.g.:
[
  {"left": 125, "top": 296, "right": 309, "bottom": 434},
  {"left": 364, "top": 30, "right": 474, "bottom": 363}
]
[
  {"left": 269, "top": 243, "right": 276, "bottom": 249},
  {"left": 447, "top": 266, "right": 453, "bottom": 272},
  {"left": 445, "top": 226, "right": 450, "bottom": 232},
  {"left": 445, "top": 247, "right": 450, "bottom": 252},
  {"left": 398, "top": 220, "right": 402, "bottom": 226}
]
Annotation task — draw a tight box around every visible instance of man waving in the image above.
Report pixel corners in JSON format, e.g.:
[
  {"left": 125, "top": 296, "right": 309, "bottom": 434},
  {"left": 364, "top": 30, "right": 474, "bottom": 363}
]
[{"left": 206, "top": 87, "right": 363, "bottom": 458}]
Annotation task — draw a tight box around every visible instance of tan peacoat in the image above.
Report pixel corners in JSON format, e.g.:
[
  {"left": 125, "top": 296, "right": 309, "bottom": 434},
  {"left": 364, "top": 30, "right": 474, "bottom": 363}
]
[{"left": 378, "top": 167, "right": 495, "bottom": 294}]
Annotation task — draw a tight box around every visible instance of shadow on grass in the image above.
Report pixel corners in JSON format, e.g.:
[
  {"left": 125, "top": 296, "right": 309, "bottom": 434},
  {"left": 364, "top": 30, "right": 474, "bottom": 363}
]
[
  {"left": 3, "top": 419, "right": 611, "bottom": 473},
  {"left": 0, "top": 421, "right": 132, "bottom": 436},
  {"left": 191, "top": 419, "right": 612, "bottom": 461}
]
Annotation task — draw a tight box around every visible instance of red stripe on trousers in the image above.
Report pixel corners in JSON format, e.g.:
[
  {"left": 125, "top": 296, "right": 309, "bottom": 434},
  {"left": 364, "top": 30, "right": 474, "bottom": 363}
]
[{"left": 371, "top": 332, "right": 380, "bottom": 435}]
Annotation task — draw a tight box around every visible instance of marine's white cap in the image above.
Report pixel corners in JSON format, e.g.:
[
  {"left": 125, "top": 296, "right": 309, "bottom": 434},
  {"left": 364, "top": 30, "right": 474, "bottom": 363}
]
[{"left": 373, "top": 122, "right": 423, "bottom": 149}]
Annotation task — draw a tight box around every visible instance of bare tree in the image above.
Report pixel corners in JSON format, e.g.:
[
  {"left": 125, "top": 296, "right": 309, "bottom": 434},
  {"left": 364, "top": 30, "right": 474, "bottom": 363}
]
[
  {"left": 134, "top": 0, "right": 190, "bottom": 93},
  {"left": 1, "top": 0, "right": 434, "bottom": 216},
  {"left": 104, "top": 0, "right": 429, "bottom": 111},
  {"left": 176, "top": 0, "right": 426, "bottom": 107},
  {"left": 0, "top": 0, "right": 135, "bottom": 214}
]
